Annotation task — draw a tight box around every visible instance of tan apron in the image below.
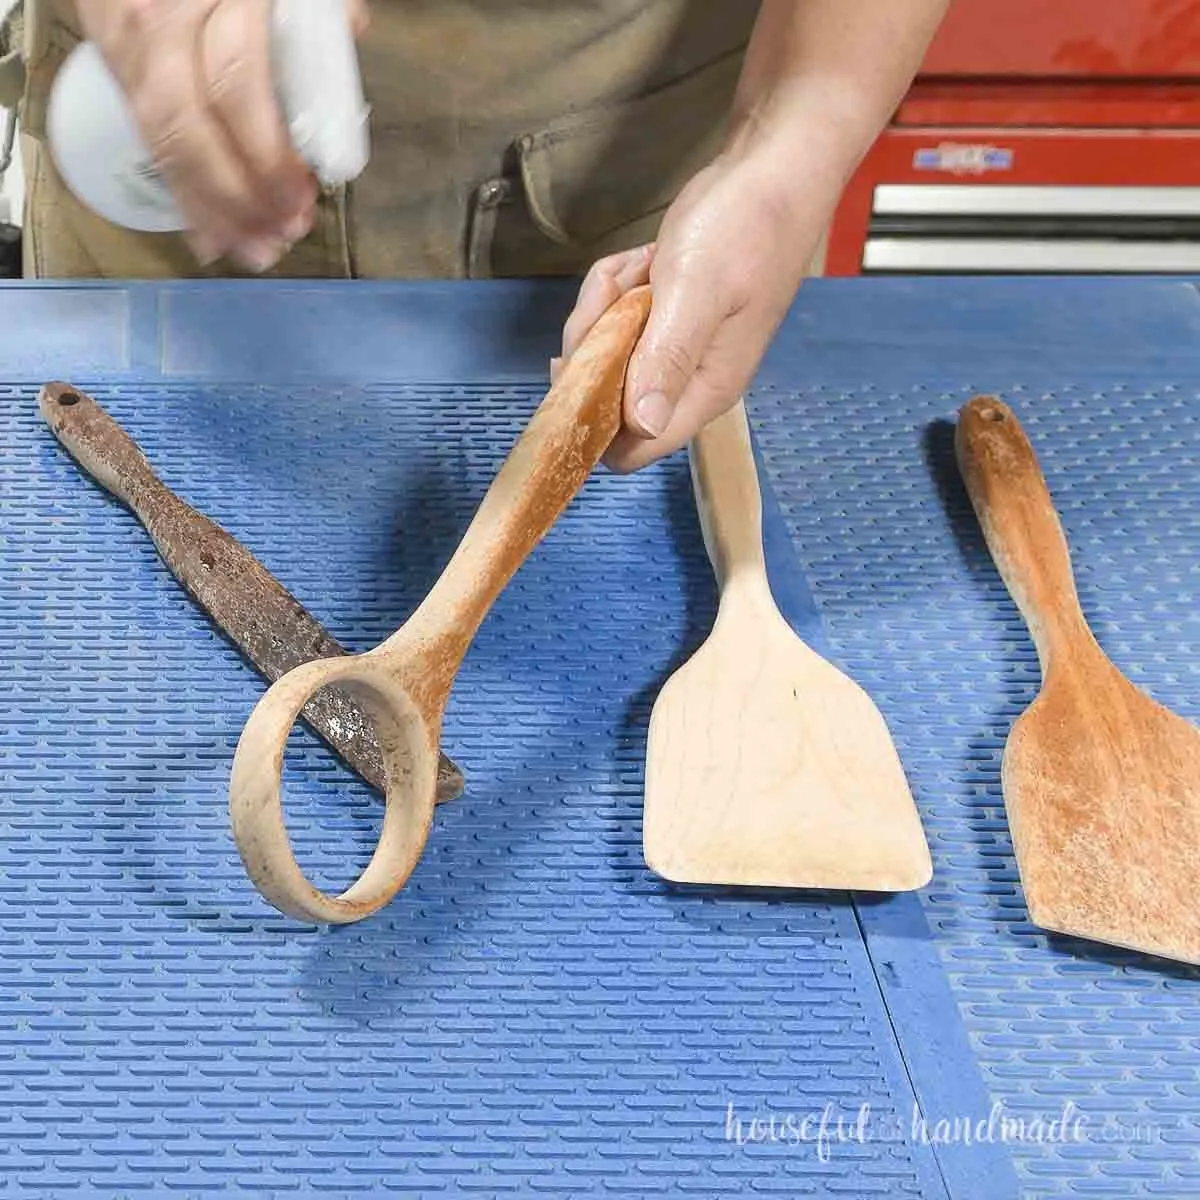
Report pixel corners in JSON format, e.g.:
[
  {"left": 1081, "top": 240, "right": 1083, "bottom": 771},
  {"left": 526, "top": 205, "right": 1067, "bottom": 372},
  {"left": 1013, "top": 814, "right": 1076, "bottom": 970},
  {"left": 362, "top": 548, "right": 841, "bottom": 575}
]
[{"left": 11, "top": 0, "right": 758, "bottom": 280}]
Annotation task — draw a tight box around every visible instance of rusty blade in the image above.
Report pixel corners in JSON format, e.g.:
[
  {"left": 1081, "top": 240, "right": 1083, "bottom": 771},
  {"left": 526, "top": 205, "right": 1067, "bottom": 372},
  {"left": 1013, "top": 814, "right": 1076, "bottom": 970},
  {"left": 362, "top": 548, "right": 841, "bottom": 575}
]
[{"left": 38, "top": 381, "right": 465, "bottom": 803}]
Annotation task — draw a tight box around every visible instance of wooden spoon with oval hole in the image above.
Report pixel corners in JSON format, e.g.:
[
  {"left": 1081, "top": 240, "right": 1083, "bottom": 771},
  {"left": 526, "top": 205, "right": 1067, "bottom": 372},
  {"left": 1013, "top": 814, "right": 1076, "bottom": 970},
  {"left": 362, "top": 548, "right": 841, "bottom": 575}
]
[
  {"left": 229, "top": 284, "right": 651, "bottom": 924},
  {"left": 956, "top": 394, "right": 1200, "bottom": 964}
]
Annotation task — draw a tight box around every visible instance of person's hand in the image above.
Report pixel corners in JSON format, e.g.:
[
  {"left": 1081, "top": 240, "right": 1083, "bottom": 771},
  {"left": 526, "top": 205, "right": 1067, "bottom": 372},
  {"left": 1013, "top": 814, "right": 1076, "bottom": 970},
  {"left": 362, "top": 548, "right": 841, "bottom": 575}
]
[
  {"left": 555, "top": 145, "right": 826, "bottom": 473},
  {"left": 557, "top": 0, "right": 953, "bottom": 473},
  {"left": 75, "top": 0, "right": 369, "bottom": 271}
]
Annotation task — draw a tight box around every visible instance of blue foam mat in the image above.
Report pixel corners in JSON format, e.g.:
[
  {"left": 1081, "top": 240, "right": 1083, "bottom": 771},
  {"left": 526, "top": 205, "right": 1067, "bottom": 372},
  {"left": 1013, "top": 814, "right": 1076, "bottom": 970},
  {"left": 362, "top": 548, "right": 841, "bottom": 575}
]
[
  {"left": 0, "top": 373, "right": 981, "bottom": 1198},
  {"left": 753, "top": 376, "right": 1200, "bottom": 1199},
  {"left": 1, "top": 275, "right": 1197, "bottom": 1198},
  {"left": 750, "top": 278, "right": 1200, "bottom": 1198}
]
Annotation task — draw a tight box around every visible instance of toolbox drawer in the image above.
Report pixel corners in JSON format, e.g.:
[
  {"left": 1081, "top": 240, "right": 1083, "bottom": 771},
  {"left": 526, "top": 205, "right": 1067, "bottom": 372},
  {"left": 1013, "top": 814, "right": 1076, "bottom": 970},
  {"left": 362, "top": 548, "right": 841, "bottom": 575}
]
[{"left": 921, "top": 0, "right": 1200, "bottom": 80}]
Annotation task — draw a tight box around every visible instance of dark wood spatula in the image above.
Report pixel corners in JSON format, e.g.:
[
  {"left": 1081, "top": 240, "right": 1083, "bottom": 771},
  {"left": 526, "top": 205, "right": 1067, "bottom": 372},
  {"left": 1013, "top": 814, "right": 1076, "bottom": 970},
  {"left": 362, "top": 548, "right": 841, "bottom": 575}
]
[{"left": 956, "top": 394, "right": 1200, "bottom": 964}]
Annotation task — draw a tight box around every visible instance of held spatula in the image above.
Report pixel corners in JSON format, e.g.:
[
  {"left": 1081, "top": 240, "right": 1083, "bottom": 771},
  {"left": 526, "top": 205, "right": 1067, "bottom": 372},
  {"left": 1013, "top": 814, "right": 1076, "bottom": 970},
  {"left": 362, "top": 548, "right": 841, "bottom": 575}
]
[
  {"left": 956, "top": 395, "right": 1200, "bottom": 964},
  {"left": 229, "top": 285, "right": 653, "bottom": 923},
  {"left": 642, "top": 399, "right": 932, "bottom": 891}
]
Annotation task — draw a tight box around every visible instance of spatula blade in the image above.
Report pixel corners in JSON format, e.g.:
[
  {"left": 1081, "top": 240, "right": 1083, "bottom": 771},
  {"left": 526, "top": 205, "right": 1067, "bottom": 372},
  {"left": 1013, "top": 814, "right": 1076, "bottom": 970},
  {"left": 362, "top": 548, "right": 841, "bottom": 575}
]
[
  {"left": 955, "top": 393, "right": 1200, "bottom": 965},
  {"left": 1003, "top": 665, "right": 1200, "bottom": 964},
  {"left": 643, "top": 607, "right": 932, "bottom": 892}
]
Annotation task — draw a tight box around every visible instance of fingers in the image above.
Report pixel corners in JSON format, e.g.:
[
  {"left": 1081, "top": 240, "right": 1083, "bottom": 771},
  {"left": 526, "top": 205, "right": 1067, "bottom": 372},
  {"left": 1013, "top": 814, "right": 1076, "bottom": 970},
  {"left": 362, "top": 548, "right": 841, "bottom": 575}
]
[
  {"left": 201, "top": 0, "right": 316, "bottom": 264},
  {"left": 129, "top": 6, "right": 260, "bottom": 264},
  {"left": 204, "top": 0, "right": 314, "bottom": 238},
  {"left": 555, "top": 239, "right": 747, "bottom": 471},
  {"left": 348, "top": 0, "right": 371, "bottom": 37},
  {"left": 602, "top": 303, "right": 776, "bottom": 474},
  {"left": 555, "top": 244, "right": 653, "bottom": 382},
  {"left": 618, "top": 248, "right": 728, "bottom": 441},
  {"left": 81, "top": 0, "right": 316, "bottom": 271}
]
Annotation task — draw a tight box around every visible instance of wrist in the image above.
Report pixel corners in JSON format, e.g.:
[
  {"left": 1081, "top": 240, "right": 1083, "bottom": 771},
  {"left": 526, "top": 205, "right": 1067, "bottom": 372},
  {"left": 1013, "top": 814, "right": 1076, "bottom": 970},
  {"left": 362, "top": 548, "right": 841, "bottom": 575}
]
[
  {"left": 718, "top": 80, "right": 878, "bottom": 239},
  {"left": 724, "top": 74, "right": 884, "bottom": 190}
]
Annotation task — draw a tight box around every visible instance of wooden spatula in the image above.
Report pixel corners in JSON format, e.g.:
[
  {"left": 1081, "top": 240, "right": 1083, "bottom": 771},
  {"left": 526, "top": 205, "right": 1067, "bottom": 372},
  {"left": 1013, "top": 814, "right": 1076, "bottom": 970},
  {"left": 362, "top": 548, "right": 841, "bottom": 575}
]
[
  {"left": 956, "top": 394, "right": 1200, "bottom": 964},
  {"left": 642, "top": 399, "right": 932, "bottom": 892}
]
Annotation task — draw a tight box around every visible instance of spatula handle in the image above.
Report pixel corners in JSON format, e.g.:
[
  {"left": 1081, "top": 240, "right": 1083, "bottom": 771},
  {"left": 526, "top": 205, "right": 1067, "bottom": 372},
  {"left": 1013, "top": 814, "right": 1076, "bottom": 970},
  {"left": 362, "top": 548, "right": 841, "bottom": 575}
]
[
  {"left": 688, "top": 398, "right": 771, "bottom": 601},
  {"left": 393, "top": 284, "right": 653, "bottom": 657},
  {"left": 955, "top": 395, "right": 1091, "bottom": 666}
]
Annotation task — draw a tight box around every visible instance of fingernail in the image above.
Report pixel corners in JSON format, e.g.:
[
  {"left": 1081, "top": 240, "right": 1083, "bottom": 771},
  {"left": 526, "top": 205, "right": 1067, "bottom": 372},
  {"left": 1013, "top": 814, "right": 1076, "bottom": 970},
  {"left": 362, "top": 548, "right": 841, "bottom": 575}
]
[
  {"left": 634, "top": 391, "right": 672, "bottom": 438},
  {"left": 240, "top": 239, "right": 281, "bottom": 274},
  {"left": 187, "top": 233, "right": 221, "bottom": 266},
  {"left": 549, "top": 356, "right": 563, "bottom": 381},
  {"left": 283, "top": 209, "right": 312, "bottom": 244}
]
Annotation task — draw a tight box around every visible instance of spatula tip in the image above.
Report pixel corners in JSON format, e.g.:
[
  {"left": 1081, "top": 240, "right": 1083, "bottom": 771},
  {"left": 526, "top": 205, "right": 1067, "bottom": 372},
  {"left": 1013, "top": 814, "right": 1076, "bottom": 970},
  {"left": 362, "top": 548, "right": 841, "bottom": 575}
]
[
  {"left": 643, "top": 837, "right": 934, "bottom": 893},
  {"left": 1029, "top": 908, "right": 1200, "bottom": 969}
]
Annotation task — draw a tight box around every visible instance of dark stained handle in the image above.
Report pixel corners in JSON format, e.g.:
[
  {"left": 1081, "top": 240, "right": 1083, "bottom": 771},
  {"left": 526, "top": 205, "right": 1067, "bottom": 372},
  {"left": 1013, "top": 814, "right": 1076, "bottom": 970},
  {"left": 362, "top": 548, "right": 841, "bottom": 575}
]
[{"left": 38, "top": 381, "right": 464, "bottom": 802}]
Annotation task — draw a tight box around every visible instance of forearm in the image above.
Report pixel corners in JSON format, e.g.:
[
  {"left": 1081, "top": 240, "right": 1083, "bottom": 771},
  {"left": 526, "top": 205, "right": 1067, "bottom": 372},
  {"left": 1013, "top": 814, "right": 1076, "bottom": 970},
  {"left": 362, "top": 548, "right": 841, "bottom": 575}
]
[{"left": 726, "top": 0, "right": 952, "bottom": 197}]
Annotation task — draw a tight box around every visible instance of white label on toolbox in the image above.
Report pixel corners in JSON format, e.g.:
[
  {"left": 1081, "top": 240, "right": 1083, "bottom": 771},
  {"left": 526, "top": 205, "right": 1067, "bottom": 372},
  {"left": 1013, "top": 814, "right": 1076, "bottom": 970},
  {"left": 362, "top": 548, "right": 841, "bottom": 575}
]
[{"left": 912, "top": 143, "right": 1015, "bottom": 175}]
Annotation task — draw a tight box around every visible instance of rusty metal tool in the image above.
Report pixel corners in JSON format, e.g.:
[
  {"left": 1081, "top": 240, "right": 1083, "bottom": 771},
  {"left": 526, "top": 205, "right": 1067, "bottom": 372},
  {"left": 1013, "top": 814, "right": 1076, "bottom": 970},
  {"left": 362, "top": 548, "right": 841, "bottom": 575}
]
[{"left": 38, "top": 381, "right": 465, "bottom": 803}]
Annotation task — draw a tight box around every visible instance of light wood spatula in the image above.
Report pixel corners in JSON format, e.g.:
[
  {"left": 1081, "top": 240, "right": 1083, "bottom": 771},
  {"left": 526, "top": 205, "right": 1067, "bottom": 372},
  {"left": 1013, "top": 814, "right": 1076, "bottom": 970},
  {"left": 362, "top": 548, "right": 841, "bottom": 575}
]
[
  {"left": 642, "top": 399, "right": 932, "bottom": 891},
  {"left": 956, "top": 395, "right": 1200, "bottom": 964}
]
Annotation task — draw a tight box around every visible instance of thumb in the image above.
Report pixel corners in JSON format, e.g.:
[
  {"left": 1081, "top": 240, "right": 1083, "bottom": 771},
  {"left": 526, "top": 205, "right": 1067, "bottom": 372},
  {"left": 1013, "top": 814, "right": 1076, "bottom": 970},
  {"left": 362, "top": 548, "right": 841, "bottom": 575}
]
[{"left": 624, "top": 266, "right": 726, "bottom": 441}]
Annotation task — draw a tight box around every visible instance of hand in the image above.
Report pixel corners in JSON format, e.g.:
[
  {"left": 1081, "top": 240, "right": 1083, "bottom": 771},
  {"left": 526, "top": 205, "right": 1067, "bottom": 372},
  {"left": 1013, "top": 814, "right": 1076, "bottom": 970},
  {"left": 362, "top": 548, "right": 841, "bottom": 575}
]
[
  {"left": 557, "top": 145, "right": 825, "bottom": 473},
  {"left": 76, "top": 0, "right": 369, "bottom": 271}
]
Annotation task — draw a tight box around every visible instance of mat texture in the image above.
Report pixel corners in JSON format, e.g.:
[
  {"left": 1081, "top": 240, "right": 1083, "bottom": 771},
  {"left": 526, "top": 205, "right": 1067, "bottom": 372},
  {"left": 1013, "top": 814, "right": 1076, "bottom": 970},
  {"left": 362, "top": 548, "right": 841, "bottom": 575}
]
[
  {"left": 1, "top": 275, "right": 1198, "bottom": 1198},
  {"left": 0, "top": 367, "right": 958, "bottom": 1198},
  {"left": 750, "top": 277, "right": 1200, "bottom": 1199}
]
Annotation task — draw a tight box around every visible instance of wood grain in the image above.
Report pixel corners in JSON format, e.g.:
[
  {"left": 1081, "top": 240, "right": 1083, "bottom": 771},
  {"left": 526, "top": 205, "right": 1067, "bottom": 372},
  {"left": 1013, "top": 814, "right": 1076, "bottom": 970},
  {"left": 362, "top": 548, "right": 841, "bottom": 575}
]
[
  {"left": 956, "top": 394, "right": 1200, "bottom": 964},
  {"left": 642, "top": 399, "right": 932, "bottom": 892},
  {"left": 229, "top": 285, "right": 653, "bottom": 923}
]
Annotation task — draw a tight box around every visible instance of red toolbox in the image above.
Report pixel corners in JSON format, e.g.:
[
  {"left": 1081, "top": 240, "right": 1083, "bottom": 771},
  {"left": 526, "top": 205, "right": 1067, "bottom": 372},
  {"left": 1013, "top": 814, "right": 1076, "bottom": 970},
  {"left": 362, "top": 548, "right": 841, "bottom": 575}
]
[{"left": 825, "top": 0, "right": 1200, "bottom": 274}]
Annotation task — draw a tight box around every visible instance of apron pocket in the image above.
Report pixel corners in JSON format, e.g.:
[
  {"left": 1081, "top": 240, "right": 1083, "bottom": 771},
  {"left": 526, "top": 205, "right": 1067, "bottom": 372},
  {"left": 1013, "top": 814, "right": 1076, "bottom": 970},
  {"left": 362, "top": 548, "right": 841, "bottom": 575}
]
[{"left": 474, "top": 49, "right": 742, "bottom": 279}]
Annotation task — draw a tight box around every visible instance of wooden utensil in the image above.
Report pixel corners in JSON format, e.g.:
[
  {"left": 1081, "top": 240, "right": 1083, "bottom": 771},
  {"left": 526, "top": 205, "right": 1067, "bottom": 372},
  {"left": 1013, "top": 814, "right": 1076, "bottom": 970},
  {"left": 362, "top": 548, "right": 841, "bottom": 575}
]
[
  {"left": 37, "top": 381, "right": 464, "bottom": 804},
  {"left": 956, "top": 394, "right": 1200, "bottom": 964},
  {"left": 642, "top": 399, "right": 932, "bottom": 891},
  {"left": 229, "top": 284, "right": 652, "bottom": 923}
]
